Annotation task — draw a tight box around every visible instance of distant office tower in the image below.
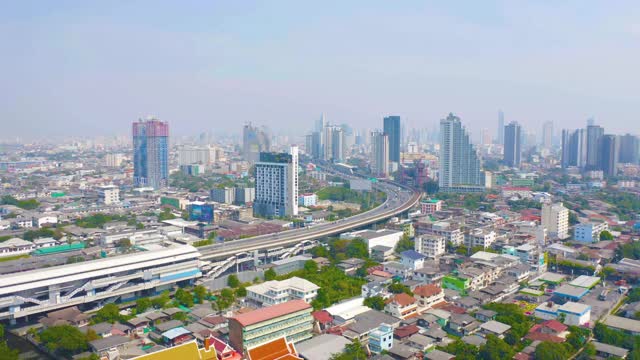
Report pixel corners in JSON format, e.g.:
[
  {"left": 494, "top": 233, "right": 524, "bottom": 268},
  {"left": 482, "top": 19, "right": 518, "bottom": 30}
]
[
  {"left": 586, "top": 125, "right": 604, "bottom": 169},
  {"left": 503, "top": 121, "right": 522, "bottom": 168},
  {"left": 567, "top": 128, "right": 588, "bottom": 168},
  {"left": 323, "top": 126, "right": 344, "bottom": 162},
  {"left": 253, "top": 146, "right": 299, "bottom": 218},
  {"left": 133, "top": 118, "right": 169, "bottom": 189},
  {"left": 561, "top": 129, "right": 572, "bottom": 168},
  {"left": 599, "top": 135, "right": 618, "bottom": 177},
  {"left": 587, "top": 117, "right": 595, "bottom": 126},
  {"left": 439, "top": 113, "right": 484, "bottom": 192},
  {"left": 383, "top": 116, "right": 401, "bottom": 163},
  {"left": 497, "top": 110, "right": 505, "bottom": 144},
  {"left": 542, "top": 203, "right": 569, "bottom": 240},
  {"left": 542, "top": 121, "right": 553, "bottom": 149},
  {"left": 315, "top": 113, "right": 326, "bottom": 133},
  {"left": 243, "top": 123, "right": 271, "bottom": 163},
  {"left": 309, "top": 131, "right": 322, "bottom": 159},
  {"left": 480, "top": 128, "right": 492, "bottom": 146},
  {"left": 619, "top": 134, "right": 639, "bottom": 164},
  {"left": 370, "top": 130, "right": 389, "bottom": 177}
]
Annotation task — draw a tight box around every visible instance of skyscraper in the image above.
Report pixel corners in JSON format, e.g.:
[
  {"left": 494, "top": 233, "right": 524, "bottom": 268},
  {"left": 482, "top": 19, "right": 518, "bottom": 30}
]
[
  {"left": 133, "top": 117, "right": 169, "bottom": 189},
  {"left": 383, "top": 116, "right": 401, "bottom": 163},
  {"left": 439, "top": 113, "right": 484, "bottom": 192},
  {"left": 323, "top": 126, "right": 344, "bottom": 162},
  {"left": 243, "top": 123, "right": 271, "bottom": 163},
  {"left": 542, "top": 121, "right": 553, "bottom": 149},
  {"left": 619, "top": 134, "right": 639, "bottom": 164},
  {"left": 586, "top": 125, "right": 604, "bottom": 169},
  {"left": 561, "top": 128, "right": 584, "bottom": 168},
  {"left": 599, "top": 135, "right": 618, "bottom": 177},
  {"left": 561, "top": 129, "right": 572, "bottom": 168},
  {"left": 497, "top": 110, "right": 505, "bottom": 144},
  {"left": 503, "top": 121, "right": 522, "bottom": 168},
  {"left": 370, "top": 130, "right": 389, "bottom": 177},
  {"left": 253, "top": 146, "right": 299, "bottom": 218}
]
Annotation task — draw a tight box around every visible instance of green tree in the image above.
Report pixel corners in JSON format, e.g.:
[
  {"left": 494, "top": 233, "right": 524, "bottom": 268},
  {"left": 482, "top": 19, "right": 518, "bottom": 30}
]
[
  {"left": 311, "top": 245, "right": 329, "bottom": 258},
  {"left": 441, "top": 339, "right": 478, "bottom": 360},
  {"left": 117, "top": 238, "right": 132, "bottom": 248},
  {"left": 85, "top": 328, "right": 100, "bottom": 342},
  {"left": 394, "top": 234, "right": 414, "bottom": 253},
  {"left": 329, "top": 339, "right": 367, "bottom": 360},
  {"left": 216, "top": 288, "right": 235, "bottom": 310},
  {"left": 136, "top": 297, "right": 151, "bottom": 313},
  {"left": 158, "top": 208, "right": 177, "bottom": 221},
  {"left": 304, "top": 260, "right": 319, "bottom": 274},
  {"left": 227, "top": 274, "right": 240, "bottom": 288},
  {"left": 478, "top": 334, "right": 514, "bottom": 360},
  {"left": 388, "top": 282, "right": 413, "bottom": 296},
  {"left": 194, "top": 285, "right": 208, "bottom": 303},
  {"left": 172, "top": 312, "right": 188, "bottom": 321},
  {"left": 93, "top": 303, "right": 122, "bottom": 324},
  {"left": 235, "top": 286, "right": 247, "bottom": 297},
  {"left": 363, "top": 296, "right": 385, "bottom": 311},
  {"left": 600, "top": 230, "right": 614, "bottom": 240},
  {"left": 264, "top": 268, "right": 277, "bottom": 281},
  {"left": 39, "top": 325, "right": 89, "bottom": 356},
  {"left": 345, "top": 238, "right": 369, "bottom": 259},
  {"left": 175, "top": 288, "right": 194, "bottom": 308},
  {"left": 534, "top": 341, "right": 572, "bottom": 360},
  {"left": 0, "top": 341, "right": 19, "bottom": 360},
  {"left": 151, "top": 291, "right": 171, "bottom": 309}
]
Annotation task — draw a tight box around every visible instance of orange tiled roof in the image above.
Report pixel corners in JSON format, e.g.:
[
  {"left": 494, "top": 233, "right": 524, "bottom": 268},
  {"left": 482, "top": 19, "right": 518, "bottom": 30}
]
[
  {"left": 414, "top": 284, "right": 442, "bottom": 298},
  {"left": 386, "top": 293, "right": 416, "bottom": 307},
  {"left": 246, "top": 337, "right": 302, "bottom": 360}
]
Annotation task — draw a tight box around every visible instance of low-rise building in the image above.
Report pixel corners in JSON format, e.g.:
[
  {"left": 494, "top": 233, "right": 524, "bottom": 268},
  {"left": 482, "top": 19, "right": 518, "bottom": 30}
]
[
  {"left": 0, "top": 238, "right": 35, "bottom": 257},
  {"left": 384, "top": 293, "right": 418, "bottom": 320},
  {"left": 574, "top": 222, "right": 609, "bottom": 243},
  {"left": 228, "top": 299, "right": 313, "bottom": 352},
  {"left": 400, "top": 250, "right": 426, "bottom": 271},
  {"left": 298, "top": 193, "right": 318, "bottom": 207},
  {"left": 415, "top": 235, "right": 445, "bottom": 259},
  {"left": 369, "top": 323, "right": 394, "bottom": 354},
  {"left": 413, "top": 284, "right": 445, "bottom": 311},
  {"left": 421, "top": 199, "right": 443, "bottom": 214},
  {"left": 246, "top": 277, "right": 319, "bottom": 306}
]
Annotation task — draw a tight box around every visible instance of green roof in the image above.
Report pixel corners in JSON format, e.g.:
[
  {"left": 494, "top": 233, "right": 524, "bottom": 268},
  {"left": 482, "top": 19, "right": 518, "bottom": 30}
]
[
  {"left": 422, "top": 199, "right": 441, "bottom": 203},
  {"left": 33, "top": 242, "right": 85, "bottom": 255}
]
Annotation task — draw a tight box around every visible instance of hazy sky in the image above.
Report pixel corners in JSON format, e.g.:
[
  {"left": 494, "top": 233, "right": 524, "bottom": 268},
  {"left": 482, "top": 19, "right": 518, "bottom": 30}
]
[{"left": 2, "top": 1, "right": 640, "bottom": 140}]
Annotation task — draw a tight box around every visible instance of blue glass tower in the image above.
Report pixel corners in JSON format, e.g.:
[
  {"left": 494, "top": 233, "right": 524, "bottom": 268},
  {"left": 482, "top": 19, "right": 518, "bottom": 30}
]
[{"left": 133, "top": 118, "right": 169, "bottom": 189}]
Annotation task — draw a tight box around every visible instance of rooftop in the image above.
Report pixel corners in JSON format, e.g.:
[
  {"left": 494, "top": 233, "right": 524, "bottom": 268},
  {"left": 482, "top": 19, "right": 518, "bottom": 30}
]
[
  {"left": 603, "top": 315, "right": 640, "bottom": 333},
  {"left": 568, "top": 275, "right": 600, "bottom": 288},
  {"left": 231, "top": 299, "right": 311, "bottom": 327}
]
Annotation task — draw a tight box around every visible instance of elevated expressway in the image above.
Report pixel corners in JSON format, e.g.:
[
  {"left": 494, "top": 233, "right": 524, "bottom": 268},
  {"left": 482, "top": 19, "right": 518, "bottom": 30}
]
[{"left": 199, "top": 175, "right": 421, "bottom": 278}]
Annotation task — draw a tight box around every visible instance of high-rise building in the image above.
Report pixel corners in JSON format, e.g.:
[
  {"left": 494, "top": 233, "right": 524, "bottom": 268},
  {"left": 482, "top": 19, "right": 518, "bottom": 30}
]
[
  {"left": 542, "top": 203, "right": 569, "bottom": 240},
  {"left": 383, "top": 116, "right": 401, "bottom": 163},
  {"left": 561, "top": 129, "right": 572, "bottom": 168},
  {"left": 599, "top": 135, "right": 618, "bottom": 177},
  {"left": 243, "top": 123, "right": 271, "bottom": 163},
  {"left": 323, "top": 126, "right": 344, "bottom": 162},
  {"left": 370, "top": 130, "right": 389, "bottom": 177},
  {"left": 569, "top": 128, "right": 587, "bottom": 168},
  {"left": 586, "top": 125, "right": 604, "bottom": 169},
  {"left": 480, "top": 128, "right": 492, "bottom": 146},
  {"left": 439, "top": 113, "right": 484, "bottom": 192},
  {"left": 133, "top": 118, "right": 169, "bottom": 189},
  {"left": 497, "top": 110, "right": 505, "bottom": 144},
  {"left": 253, "top": 146, "right": 299, "bottom": 218},
  {"left": 619, "top": 134, "right": 639, "bottom": 164},
  {"left": 503, "top": 121, "right": 522, "bottom": 168},
  {"left": 542, "top": 121, "right": 553, "bottom": 149}
]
